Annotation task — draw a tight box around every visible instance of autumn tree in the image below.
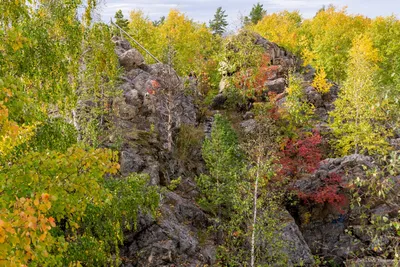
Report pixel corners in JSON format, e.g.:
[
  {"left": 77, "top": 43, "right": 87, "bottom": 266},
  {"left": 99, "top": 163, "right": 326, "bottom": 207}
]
[
  {"left": 128, "top": 10, "right": 161, "bottom": 63},
  {"left": 312, "top": 67, "right": 332, "bottom": 94},
  {"left": 209, "top": 7, "right": 228, "bottom": 36},
  {"left": 244, "top": 2, "right": 267, "bottom": 25},
  {"left": 300, "top": 6, "right": 370, "bottom": 82},
  {"left": 252, "top": 10, "right": 302, "bottom": 54},
  {"left": 282, "top": 74, "right": 314, "bottom": 136},
  {"left": 367, "top": 16, "right": 400, "bottom": 129},
  {"left": 329, "top": 35, "right": 390, "bottom": 155},
  {"left": 0, "top": 1, "right": 160, "bottom": 265}
]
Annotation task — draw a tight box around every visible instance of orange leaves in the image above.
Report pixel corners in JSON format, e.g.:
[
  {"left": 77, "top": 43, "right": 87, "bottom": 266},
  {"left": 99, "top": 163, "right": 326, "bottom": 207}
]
[
  {"left": 48, "top": 217, "right": 56, "bottom": 227},
  {"left": 41, "top": 193, "right": 50, "bottom": 202},
  {"left": 0, "top": 194, "right": 56, "bottom": 265}
]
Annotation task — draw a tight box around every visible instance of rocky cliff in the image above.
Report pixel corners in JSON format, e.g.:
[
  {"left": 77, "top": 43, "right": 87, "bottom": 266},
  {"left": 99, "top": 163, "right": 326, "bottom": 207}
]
[{"left": 111, "top": 34, "right": 398, "bottom": 266}]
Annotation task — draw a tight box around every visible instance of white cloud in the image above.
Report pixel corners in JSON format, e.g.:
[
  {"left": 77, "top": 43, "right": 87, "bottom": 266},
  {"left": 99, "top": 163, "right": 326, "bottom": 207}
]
[{"left": 98, "top": 0, "right": 399, "bottom": 24}]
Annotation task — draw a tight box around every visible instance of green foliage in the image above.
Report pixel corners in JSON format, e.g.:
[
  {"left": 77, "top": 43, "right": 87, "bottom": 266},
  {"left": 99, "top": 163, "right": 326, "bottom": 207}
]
[
  {"left": 114, "top": 10, "right": 129, "bottom": 31},
  {"left": 175, "top": 124, "right": 204, "bottom": 160},
  {"left": 30, "top": 118, "right": 77, "bottom": 152},
  {"left": 0, "top": 2, "right": 159, "bottom": 266},
  {"left": 0, "top": 147, "right": 159, "bottom": 266},
  {"left": 217, "top": 30, "right": 265, "bottom": 108},
  {"left": 349, "top": 151, "right": 400, "bottom": 260},
  {"left": 244, "top": 2, "right": 267, "bottom": 25},
  {"left": 68, "top": 174, "right": 159, "bottom": 266},
  {"left": 283, "top": 74, "right": 314, "bottom": 137},
  {"left": 329, "top": 35, "right": 391, "bottom": 156},
  {"left": 167, "top": 177, "right": 182, "bottom": 191},
  {"left": 78, "top": 22, "right": 120, "bottom": 146},
  {"left": 209, "top": 7, "right": 228, "bottom": 36},
  {"left": 197, "top": 114, "right": 244, "bottom": 215},
  {"left": 219, "top": 30, "right": 264, "bottom": 75},
  {"left": 367, "top": 16, "right": 400, "bottom": 127}
]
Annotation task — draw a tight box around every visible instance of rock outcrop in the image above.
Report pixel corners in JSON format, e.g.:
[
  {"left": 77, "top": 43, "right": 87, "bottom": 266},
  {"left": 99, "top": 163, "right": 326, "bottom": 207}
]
[
  {"left": 292, "top": 154, "right": 400, "bottom": 264},
  {"left": 111, "top": 37, "right": 214, "bottom": 266},
  {"left": 122, "top": 191, "right": 215, "bottom": 266},
  {"left": 111, "top": 36, "right": 199, "bottom": 185},
  {"left": 110, "top": 34, "right": 399, "bottom": 266}
]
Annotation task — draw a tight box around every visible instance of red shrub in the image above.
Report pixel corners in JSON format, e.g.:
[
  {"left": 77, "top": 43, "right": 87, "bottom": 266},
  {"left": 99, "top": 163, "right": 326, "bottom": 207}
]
[
  {"left": 279, "top": 131, "right": 322, "bottom": 178},
  {"left": 234, "top": 53, "right": 275, "bottom": 100},
  {"left": 298, "top": 173, "right": 348, "bottom": 214}
]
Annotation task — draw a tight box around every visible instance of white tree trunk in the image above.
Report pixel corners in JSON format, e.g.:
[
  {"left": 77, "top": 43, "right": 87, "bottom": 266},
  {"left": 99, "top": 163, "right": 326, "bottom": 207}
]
[{"left": 250, "top": 156, "right": 260, "bottom": 267}]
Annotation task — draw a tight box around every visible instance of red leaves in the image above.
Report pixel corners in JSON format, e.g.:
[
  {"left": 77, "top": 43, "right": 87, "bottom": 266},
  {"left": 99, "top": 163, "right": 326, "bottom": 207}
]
[
  {"left": 279, "top": 131, "right": 322, "bottom": 178},
  {"left": 146, "top": 80, "right": 160, "bottom": 95},
  {"left": 234, "top": 53, "right": 279, "bottom": 100},
  {"left": 298, "top": 173, "right": 348, "bottom": 214},
  {"left": 150, "top": 80, "right": 160, "bottom": 89},
  {"left": 146, "top": 88, "right": 156, "bottom": 95}
]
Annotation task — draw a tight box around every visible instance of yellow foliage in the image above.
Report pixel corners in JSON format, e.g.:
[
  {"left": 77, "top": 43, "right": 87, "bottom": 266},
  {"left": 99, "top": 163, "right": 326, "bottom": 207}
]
[
  {"left": 312, "top": 67, "right": 332, "bottom": 94},
  {"left": 350, "top": 34, "right": 380, "bottom": 64},
  {"left": 0, "top": 88, "right": 35, "bottom": 161},
  {"left": 128, "top": 9, "right": 217, "bottom": 76},
  {"left": 300, "top": 6, "right": 370, "bottom": 81},
  {"left": 252, "top": 10, "right": 302, "bottom": 54}
]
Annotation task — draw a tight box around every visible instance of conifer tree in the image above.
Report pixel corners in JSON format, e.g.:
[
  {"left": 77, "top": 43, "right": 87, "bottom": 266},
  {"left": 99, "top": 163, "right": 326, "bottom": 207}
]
[
  {"left": 209, "top": 7, "right": 228, "bottom": 36},
  {"left": 114, "top": 9, "right": 129, "bottom": 31},
  {"left": 244, "top": 2, "right": 267, "bottom": 25}
]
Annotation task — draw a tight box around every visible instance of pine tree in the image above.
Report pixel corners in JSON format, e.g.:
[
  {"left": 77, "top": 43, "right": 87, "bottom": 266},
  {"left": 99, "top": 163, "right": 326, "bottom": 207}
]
[
  {"left": 209, "top": 7, "right": 228, "bottom": 36},
  {"left": 114, "top": 9, "right": 129, "bottom": 31},
  {"left": 244, "top": 2, "right": 267, "bottom": 25},
  {"left": 329, "top": 35, "right": 390, "bottom": 155}
]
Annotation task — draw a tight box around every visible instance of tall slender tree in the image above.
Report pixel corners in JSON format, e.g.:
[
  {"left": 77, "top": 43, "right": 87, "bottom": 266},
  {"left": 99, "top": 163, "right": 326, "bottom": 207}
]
[
  {"left": 242, "top": 104, "right": 278, "bottom": 267},
  {"left": 209, "top": 7, "right": 228, "bottom": 35},
  {"left": 329, "top": 35, "right": 390, "bottom": 155}
]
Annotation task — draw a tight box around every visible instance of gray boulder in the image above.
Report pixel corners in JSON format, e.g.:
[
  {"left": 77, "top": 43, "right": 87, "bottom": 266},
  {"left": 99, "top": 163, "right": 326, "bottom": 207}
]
[
  {"left": 119, "top": 48, "right": 145, "bottom": 71},
  {"left": 240, "top": 119, "right": 257, "bottom": 134},
  {"left": 264, "top": 78, "right": 286, "bottom": 94},
  {"left": 122, "top": 191, "right": 214, "bottom": 266},
  {"left": 280, "top": 210, "right": 315, "bottom": 266}
]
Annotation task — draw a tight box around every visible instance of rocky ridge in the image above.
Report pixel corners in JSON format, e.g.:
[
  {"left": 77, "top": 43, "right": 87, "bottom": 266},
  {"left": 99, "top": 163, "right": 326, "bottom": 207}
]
[{"left": 111, "top": 34, "right": 398, "bottom": 266}]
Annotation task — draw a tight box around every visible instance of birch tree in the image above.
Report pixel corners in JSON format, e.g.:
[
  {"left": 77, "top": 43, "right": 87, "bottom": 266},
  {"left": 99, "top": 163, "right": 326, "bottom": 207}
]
[{"left": 329, "top": 35, "right": 390, "bottom": 155}]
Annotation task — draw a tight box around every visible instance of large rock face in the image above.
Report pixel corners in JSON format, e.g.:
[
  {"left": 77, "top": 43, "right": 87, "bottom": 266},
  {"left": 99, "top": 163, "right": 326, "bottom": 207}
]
[
  {"left": 291, "top": 154, "right": 400, "bottom": 264},
  {"left": 279, "top": 209, "right": 315, "bottom": 266},
  {"left": 111, "top": 36, "right": 199, "bottom": 185},
  {"left": 111, "top": 37, "right": 213, "bottom": 266},
  {"left": 121, "top": 191, "right": 215, "bottom": 266},
  {"left": 253, "top": 33, "right": 301, "bottom": 70}
]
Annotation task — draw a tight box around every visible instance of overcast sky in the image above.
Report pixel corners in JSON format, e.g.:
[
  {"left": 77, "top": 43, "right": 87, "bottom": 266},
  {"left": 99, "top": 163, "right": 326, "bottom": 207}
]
[{"left": 98, "top": 0, "right": 399, "bottom": 29}]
